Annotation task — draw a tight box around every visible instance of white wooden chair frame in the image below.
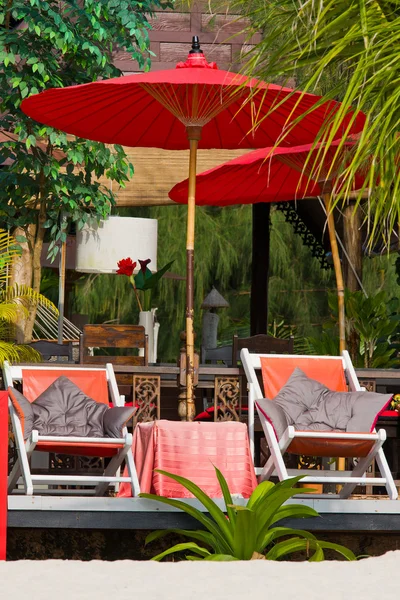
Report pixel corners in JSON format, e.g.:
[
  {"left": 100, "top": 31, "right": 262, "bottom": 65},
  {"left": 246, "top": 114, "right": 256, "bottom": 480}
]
[
  {"left": 3, "top": 361, "right": 140, "bottom": 497},
  {"left": 241, "top": 349, "right": 398, "bottom": 499}
]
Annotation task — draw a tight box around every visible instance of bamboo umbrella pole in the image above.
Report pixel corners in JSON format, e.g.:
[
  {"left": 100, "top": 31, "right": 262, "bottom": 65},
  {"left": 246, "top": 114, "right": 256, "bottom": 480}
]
[
  {"left": 57, "top": 216, "right": 67, "bottom": 345},
  {"left": 322, "top": 190, "right": 346, "bottom": 354},
  {"left": 57, "top": 240, "right": 66, "bottom": 345},
  {"left": 322, "top": 189, "right": 346, "bottom": 478},
  {"left": 185, "top": 126, "right": 202, "bottom": 419}
]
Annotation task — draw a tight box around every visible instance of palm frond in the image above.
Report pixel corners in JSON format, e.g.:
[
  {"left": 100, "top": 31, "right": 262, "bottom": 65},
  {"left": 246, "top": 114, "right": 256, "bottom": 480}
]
[
  {"left": 0, "top": 340, "right": 41, "bottom": 366},
  {"left": 0, "top": 284, "right": 58, "bottom": 315},
  {"left": 0, "top": 228, "right": 21, "bottom": 286},
  {"left": 0, "top": 302, "right": 28, "bottom": 323},
  {"left": 228, "top": 0, "right": 400, "bottom": 247}
]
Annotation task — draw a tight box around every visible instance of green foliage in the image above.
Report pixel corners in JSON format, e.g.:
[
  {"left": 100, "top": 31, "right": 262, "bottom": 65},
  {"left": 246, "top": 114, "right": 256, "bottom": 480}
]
[
  {"left": 142, "top": 468, "right": 356, "bottom": 561},
  {"left": 307, "top": 289, "right": 400, "bottom": 367},
  {"left": 74, "top": 206, "right": 335, "bottom": 360},
  {"left": 0, "top": 229, "right": 57, "bottom": 364},
  {"left": 0, "top": 0, "right": 170, "bottom": 260},
  {"left": 344, "top": 290, "right": 400, "bottom": 368},
  {"left": 134, "top": 260, "right": 174, "bottom": 312},
  {"left": 226, "top": 0, "right": 400, "bottom": 247}
]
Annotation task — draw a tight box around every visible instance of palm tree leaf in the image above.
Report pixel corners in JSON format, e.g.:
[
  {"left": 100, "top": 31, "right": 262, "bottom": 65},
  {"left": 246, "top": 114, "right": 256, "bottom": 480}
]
[
  {"left": 270, "top": 504, "right": 320, "bottom": 525},
  {"left": 214, "top": 466, "right": 236, "bottom": 526},
  {"left": 145, "top": 528, "right": 220, "bottom": 552},
  {"left": 153, "top": 469, "right": 235, "bottom": 547},
  {"left": 150, "top": 542, "right": 211, "bottom": 562},
  {"left": 230, "top": 0, "right": 400, "bottom": 247},
  {"left": 259, "top": 526, "right": 317, "bottom": 552},
  {"left": 139, "top": 493, "right": 232, "bottom": 554},
  {"left": 203, "top": 554, "right": 239, "bottom": 561}
]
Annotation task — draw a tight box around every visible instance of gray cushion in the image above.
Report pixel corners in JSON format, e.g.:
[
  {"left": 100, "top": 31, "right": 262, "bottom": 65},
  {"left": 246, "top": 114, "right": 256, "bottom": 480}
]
[
  {"left": 30, "top": 375, "right": 135, "bottom": 439},
  {"left": 32, "top": 376, "right": 108, "bottom": 438},
  {"left": 270, "top": 368, "right": 392, "bottom": 433},
  {"left": 8, "top": 387, "right": 34, "bottom": 440},
  {"left": 103, "top": 406, "right": 136, "bottom": 438},
  {"left": 256, "top": 398, "right": 288, "bottom": 440}
]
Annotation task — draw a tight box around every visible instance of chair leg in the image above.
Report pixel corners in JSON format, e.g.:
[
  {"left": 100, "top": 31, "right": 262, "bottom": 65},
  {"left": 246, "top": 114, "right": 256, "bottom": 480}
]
[
  {"left": 339, "top": 438, "right": 385, "bottom": 499},
  {"left": 125, "top": 447, "right": 140, "bottom": 496},
  {"left": 20, "top": 437, "right": 38, "bottom": 496},
  {"left": 375, "top": 448, "right": 398, "bottom": 500},
  {"left": 7, "top": 459, "right": 21, "bottom": 494},
  {"left": 11, "top": 428, "right": 36, "bottom": 496},
  {"left": 94, "top": 447, "right": 130, "bottom": 497},
  {"left": 263, "top": 436, "right": 290, "bottom": 483},
  {"left": 259, "top": 455, "right": 276, "bottom": 481}
]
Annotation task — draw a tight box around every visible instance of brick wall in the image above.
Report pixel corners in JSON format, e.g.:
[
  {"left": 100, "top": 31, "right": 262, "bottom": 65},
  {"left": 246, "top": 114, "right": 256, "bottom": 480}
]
[{"left": 113, "top": 1, "right": 261, "bottom": 73}]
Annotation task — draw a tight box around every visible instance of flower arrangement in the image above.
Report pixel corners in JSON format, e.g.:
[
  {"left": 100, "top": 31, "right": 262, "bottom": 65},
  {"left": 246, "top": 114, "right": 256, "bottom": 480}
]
[
  {"left": 390, "top": 394, "right": 400, "bottom": 412},
  {"left": 116, "top": 257, "right": 173, "bottom": 312}
]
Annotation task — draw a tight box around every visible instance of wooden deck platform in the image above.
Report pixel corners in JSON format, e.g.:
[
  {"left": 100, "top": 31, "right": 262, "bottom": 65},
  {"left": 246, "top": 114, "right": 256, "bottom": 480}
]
[{"left": 8, "top": 495, "right": 400, "bottom": 532}]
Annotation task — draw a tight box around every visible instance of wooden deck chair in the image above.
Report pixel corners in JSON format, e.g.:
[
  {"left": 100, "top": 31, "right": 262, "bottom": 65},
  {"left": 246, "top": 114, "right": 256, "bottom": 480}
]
[
  {"left": 79, "top": 324, "right": 148, "bottom": 366},
  {"left": 232, "top": 334, "right": 294, "bottom": 365},
  {"left": 3, "top": 362, "right": 140, "bottom": 497},
  {"left": 241, "top": 350, "right": 397, "bottom": 499}
]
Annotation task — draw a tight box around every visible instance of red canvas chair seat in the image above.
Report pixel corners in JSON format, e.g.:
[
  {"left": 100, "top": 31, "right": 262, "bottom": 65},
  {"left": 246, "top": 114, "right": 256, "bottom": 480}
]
[
  {"left": 241, "top": 349, "right": 397, "bottom": 499},
  {"left": 3, "top": 362, "right": 140, "bottom": 496},
  {"left": 35, "top": 441, "right": 125, "bottom": 457},
  {"left": 269, "top": 433, "right": 374, "bottom": 458}
]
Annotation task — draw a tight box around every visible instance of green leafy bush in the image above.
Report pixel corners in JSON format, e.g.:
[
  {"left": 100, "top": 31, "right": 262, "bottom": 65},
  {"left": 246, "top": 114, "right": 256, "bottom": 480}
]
[{"left": 141, "top": 468, "right": 356, "bottom": 562}]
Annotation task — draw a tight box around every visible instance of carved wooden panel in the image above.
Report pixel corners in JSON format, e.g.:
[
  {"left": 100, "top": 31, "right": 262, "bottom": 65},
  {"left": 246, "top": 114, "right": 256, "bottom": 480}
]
[
  {"left": 133, "top": 375, "right": 161, "bottom": 425},
  {"left": 214, "top": 376, "right": 241, "bottom": 421},
  {"left": 359, "top": 380, "right": 377, "bottom": 392},
  {"left": 49, "top": 454, "right": 104, "bottom": 473}
]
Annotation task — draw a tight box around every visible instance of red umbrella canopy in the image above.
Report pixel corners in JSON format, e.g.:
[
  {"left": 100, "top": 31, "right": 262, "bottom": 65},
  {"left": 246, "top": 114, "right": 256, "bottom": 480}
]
[
  {"left": 169, "top": 139, "right": 363, "bottom": 205},
  {"left": 21, "top": 39, "right": 365, "bottom": 150}
]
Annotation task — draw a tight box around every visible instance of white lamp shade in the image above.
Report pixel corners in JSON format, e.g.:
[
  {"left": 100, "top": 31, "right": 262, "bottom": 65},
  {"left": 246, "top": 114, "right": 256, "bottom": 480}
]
[{"left": 75, "top": 216, "right": 158, "bottom": 274}]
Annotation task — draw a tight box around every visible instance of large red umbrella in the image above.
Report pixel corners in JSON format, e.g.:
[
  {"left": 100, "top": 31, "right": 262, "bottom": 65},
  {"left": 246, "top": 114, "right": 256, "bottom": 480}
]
[
  {"left": 169, "top": 139, "right": 362, "bottom": 353},
  {"left": 21, "top": 37, "right": 365, "bottom": 415}
]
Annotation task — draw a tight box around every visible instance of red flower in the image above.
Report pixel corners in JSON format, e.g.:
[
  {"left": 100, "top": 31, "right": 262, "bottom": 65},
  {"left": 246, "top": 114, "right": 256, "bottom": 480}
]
[
  {"left": 139, "top": 258, "right": 151, "bottom": 273},
  {"left": 116, "top": 258, "right": 136, "bottom": 277}
]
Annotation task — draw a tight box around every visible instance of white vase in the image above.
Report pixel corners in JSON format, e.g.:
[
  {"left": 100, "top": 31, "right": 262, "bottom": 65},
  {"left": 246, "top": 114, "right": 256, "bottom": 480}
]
[{"left": 138, "top": 309, "right": 159, "bottom": 364}]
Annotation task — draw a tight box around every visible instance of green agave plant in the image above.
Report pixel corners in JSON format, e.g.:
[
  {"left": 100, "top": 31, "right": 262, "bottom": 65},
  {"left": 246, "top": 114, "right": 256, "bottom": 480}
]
[{"left": 141, "top": 468, "right": 356, "bottom": 562}]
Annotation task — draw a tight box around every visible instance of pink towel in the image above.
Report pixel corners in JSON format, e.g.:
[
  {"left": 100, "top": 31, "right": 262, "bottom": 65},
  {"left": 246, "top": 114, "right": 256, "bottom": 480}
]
[{"left": 118, "top": 420, "right": 257, "bottom": 498}]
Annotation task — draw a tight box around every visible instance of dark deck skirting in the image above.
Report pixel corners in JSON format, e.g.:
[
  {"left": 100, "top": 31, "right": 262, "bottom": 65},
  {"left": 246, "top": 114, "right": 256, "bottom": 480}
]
[{"left": 8, "top": 510, "right": 400, "bottom": 532}]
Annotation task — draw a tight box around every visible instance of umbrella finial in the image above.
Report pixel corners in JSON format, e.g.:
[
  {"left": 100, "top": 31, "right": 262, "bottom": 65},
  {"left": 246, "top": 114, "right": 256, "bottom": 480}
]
[
  {"left": 190, "top": 36, "right": 202, "bottom": 54},
  {"left": 177, "top": 36, "right": 217, "bottom": 70}
]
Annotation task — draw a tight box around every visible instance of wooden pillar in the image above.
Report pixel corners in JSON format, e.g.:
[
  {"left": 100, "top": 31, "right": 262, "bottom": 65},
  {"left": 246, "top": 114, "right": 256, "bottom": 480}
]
[
  {"left": 343, "top": 202, "right": 362, "bottom": 292},
  {"left": 251, "top": 203, "right": 271, "bottom": 336}
]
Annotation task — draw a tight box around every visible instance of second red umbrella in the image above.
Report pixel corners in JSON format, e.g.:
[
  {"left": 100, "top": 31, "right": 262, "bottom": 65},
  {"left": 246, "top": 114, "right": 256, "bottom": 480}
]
[{"left": 169, "top": 140, "right": 363, "bottom": 352}]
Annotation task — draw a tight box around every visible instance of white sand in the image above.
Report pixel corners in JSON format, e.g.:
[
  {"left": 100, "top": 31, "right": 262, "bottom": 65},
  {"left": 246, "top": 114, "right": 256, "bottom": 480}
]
[{"left": 0, "top": 552, "right": 397, "bottom": 600}]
